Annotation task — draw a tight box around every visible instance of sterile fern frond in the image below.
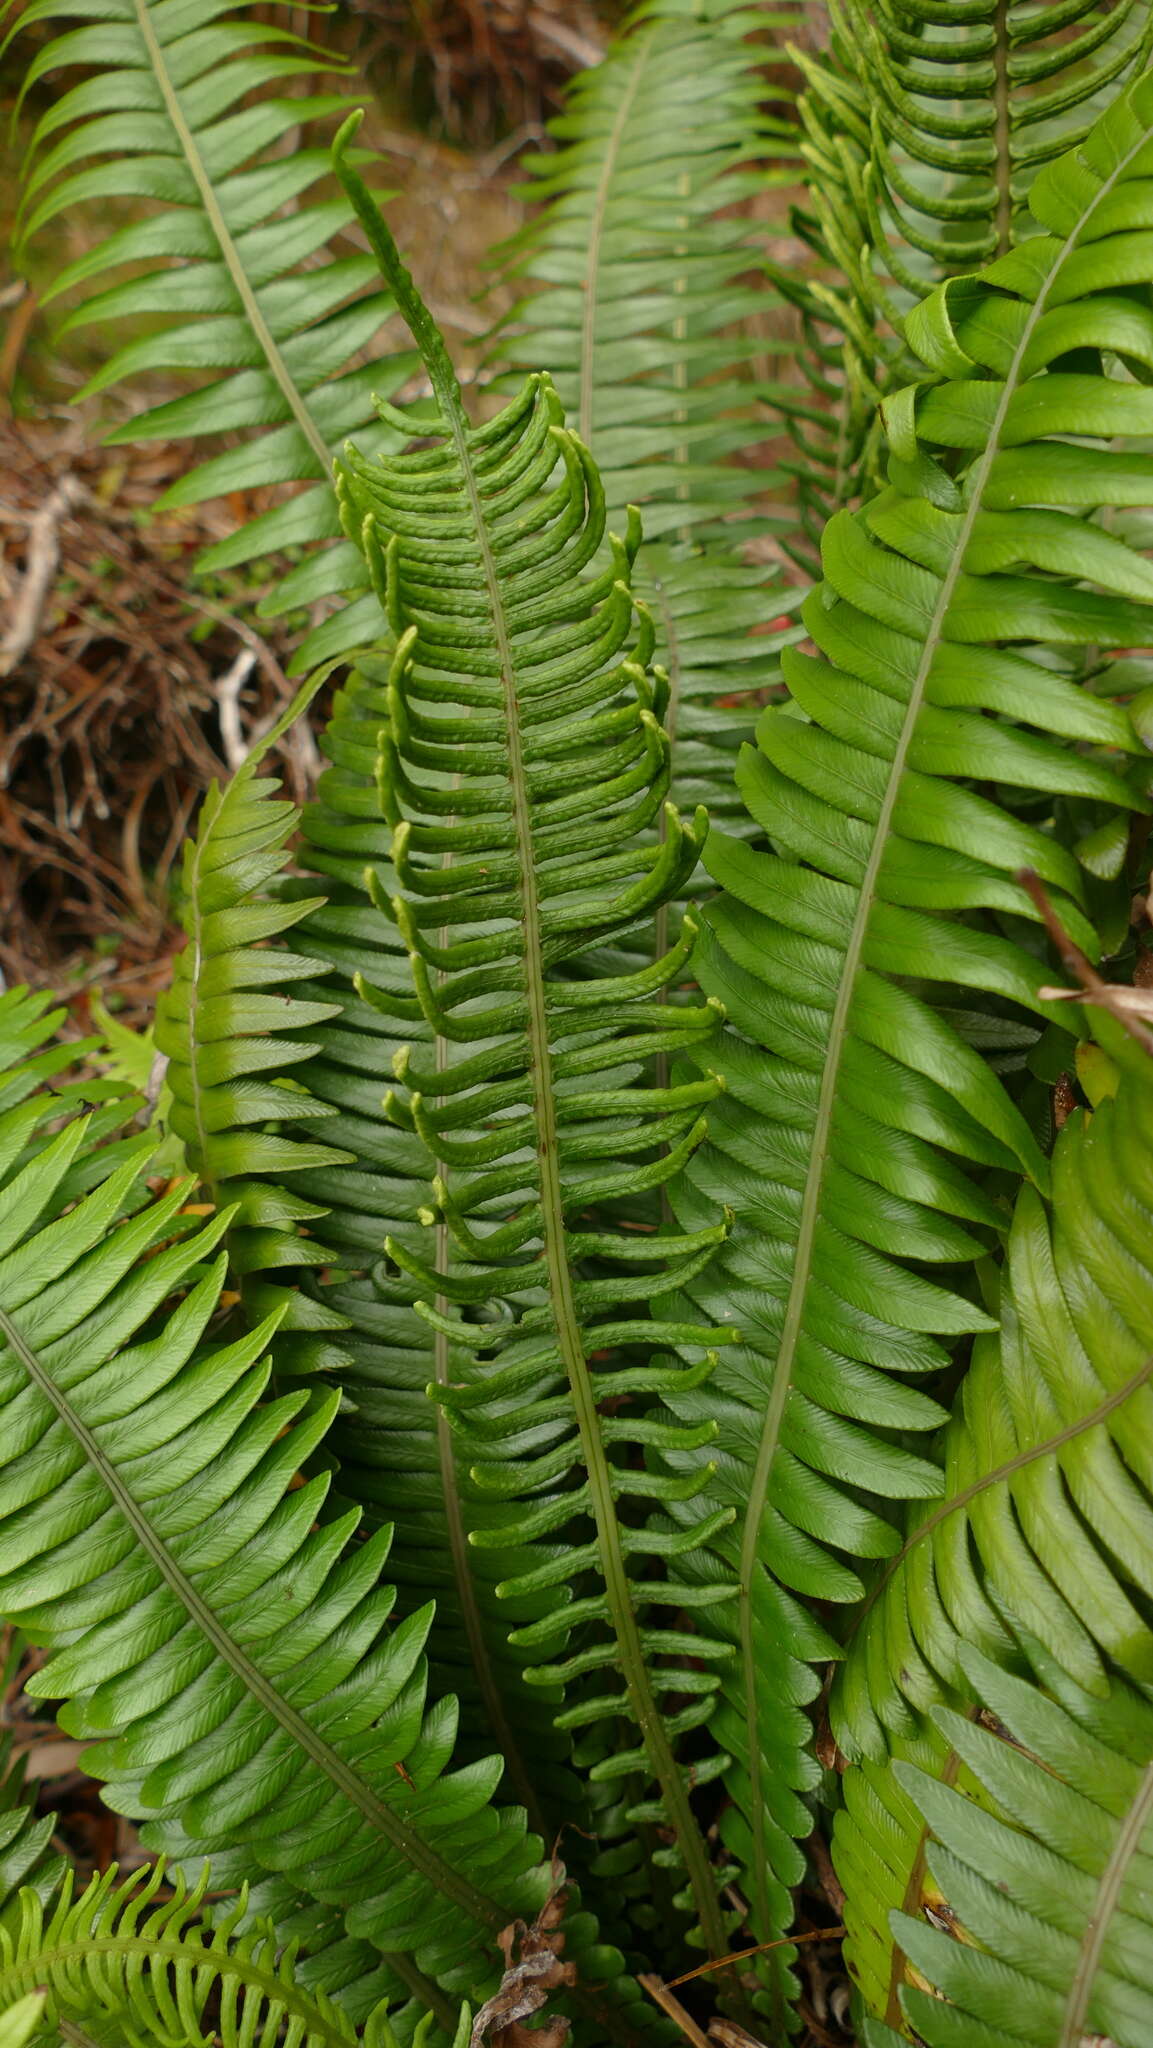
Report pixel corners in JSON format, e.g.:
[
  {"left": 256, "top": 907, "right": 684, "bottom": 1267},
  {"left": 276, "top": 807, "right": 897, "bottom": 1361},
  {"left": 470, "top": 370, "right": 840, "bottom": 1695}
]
[
  {"left": 328, "top": 132, "right": 743, "bottom": 1971},
  {"left": 779, "top": 0, "right": 1153, "bottom": 553},
  {"left": 493, "top": 0, "right": 805, "bottom": 839},
  {"left": 497, "top": 0, "right": 797, "bottom": 540},
  {"left": 0, "top": 1859, "right": 467, "bottom": 2048},
  {"left": 6, "top": 0, "right": 421, "bottom": 667},
  {"left": 834, "top": 1003, "right": 1153, "bottom": 2045},
  {"left": 0, "top": 1043, "right": 558, "bottom": 2015},
  {"left": 153, "top": 675, "right": 361, "bottom": 1373},
  {"left": 0, "top": 1738, "right": 62, "bottom": 1934},
  {"left": 657, "top": 70, "right": 1153, "bottom": 2026}
]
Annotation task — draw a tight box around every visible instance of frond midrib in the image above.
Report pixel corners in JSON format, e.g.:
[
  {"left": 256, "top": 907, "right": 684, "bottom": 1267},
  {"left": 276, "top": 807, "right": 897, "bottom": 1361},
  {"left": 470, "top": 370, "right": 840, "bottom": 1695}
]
[
  {"left": 851, "top": 1349, "right": 1153, "bottom": 1648},
  {"left": 1057, "top": 1756, "right": 1153, "bottom": 2047},
  {"left": 578, "top": 25, "right": 656, "bottom": 449},
  {"left": 734, "top": 123, "right": 1144, "bottom": 1928}
]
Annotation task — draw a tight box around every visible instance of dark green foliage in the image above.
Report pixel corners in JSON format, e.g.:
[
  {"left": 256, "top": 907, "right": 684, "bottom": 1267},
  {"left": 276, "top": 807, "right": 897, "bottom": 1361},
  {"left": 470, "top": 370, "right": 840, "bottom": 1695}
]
[
  {"left": 835, "top": 1005, "right": 1153, "bottom": 2046},
  {"left": 8, "top": 0, "right": 1153, "bottom": 2040},
  {"left": 0, "top": 1046, "right": 553, "bottom": 2012},
  {"left": 657, "top": 64, "right": 1153, "bottom": 2025}
]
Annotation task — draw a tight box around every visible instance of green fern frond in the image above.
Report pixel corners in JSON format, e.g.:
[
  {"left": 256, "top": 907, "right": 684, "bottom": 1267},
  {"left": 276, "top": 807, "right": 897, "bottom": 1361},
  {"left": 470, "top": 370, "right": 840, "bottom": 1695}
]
[
  {"left": 329, "top": 136, "right": 744, "bottom": 1967},
  {"left": 0, "top": 1859, "right": 467, "bottom": 2048},
  {"left": 0, "top": 1737, "right": 62, "bottom": 1934},
  {"left": 6, "top": 0, "right": 420, "bottom": 667},
  {"left": 657, "top": 69, "right": 1153, "bottom": 2023},
  {"left": 833, "top": 0, "right": 1153, "bottom": 288},
  {"left": 0, "top": 1052, "right": 558, "bottom": 2010},
  {"left": 777, "top": 0, "right": 1153, "bottom": 551},
  {"left": 152, "top": 674, "right": 363, "bottom": 1372},
  {"left": 496, "top": 0, "right": 797, "bottom": 539},
  {"left": 834, "top": 1004, "right": 1153, "bottom": 2043},
  {"left": 492, "top": 0, "right": 804, "bottom": 837}
]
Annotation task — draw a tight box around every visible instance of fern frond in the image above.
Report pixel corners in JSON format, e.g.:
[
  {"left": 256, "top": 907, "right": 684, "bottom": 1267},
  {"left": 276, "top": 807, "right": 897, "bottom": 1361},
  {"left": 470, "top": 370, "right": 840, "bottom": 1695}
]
[
  {"left": 834, "top": 1003, "right": 1153, "bottom": 2043},
  {"left": 778, "top": 0, "right": 1153, "bottom": 551},
  {"left": 0, "top": 1859, "right": 466, "bottom": 2048},
  {"left": 658, "top": 71, "right": 1153, "bottom": 2024},
  {"left": 0, "top": 1737, "right": 62, "bottom": 1933},
  {"left": 152, "top": 674, "right": 364, "bottom": 1372},
  {"left": 0, "top": 1053, "right": 556, "bottom": 2010},
  {"left": 496, "top": 0, "right": 796, "bottom": 539},
  {"left": 836, "top": 0, "right": 1153, "bottom": 288},
  {"left": 329, "top": 137, "right": 743, "bottom": 1967},
  {"left": 7, "top": 0, "right": 419, "bottom": 667}
]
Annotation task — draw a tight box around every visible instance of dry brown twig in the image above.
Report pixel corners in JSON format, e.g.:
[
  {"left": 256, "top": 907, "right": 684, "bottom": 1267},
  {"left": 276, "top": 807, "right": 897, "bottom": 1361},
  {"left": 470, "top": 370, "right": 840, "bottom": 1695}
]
[
  {"left": 469, "top": 1869, "right": 576, "bottom": 2048},
  {"left": 1020, "top": 867, "right": 1153, "bottom": 1055},
  {"left": 0, "top": 473, "right": 84, "bottom": 678}
]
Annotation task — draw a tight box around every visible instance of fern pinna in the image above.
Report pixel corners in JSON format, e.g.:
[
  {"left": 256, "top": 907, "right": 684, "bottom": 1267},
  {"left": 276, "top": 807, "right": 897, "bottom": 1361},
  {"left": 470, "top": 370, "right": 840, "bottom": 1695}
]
[
  {"left": 658, "top": 66, "right": 1153, "bottom": 2028},
  {"left": 835, "top": 990, "right": 1153, "bottom": 2048}
]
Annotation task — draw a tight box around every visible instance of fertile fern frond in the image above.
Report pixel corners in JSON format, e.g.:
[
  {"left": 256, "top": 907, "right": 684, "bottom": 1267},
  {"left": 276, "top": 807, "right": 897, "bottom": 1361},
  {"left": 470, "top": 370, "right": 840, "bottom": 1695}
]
[
  {"left": 6, "top": 0, "right": 419, "bottom": 667},
  {"left": 834, "top": 1005, "right": 1153, "bottom": 2044},
  {"left": 330, "top": 131, "right": 742, "bottom": 1966},
  {"left": 493, "top": 0, "right": 804, "bottom": 836},
  {"left": 0, "top": 1859, "right": 466, "bottom": 2048},
  {"left": 0, "top": 1053, "right": 557, "bottom": 2012},
  {"left": 834, "top": 0, "right": 1153, "bottom": 289},
  {"left": 658, "top": 71, "right": 1153, "bottom": 2024}
]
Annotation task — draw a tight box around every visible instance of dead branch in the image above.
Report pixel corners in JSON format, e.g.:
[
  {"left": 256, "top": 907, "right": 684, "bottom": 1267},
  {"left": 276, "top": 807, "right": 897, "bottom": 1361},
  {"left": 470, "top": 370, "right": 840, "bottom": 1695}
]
[{"left": 0, "top": 474, "right": 84, "bottom": 678}]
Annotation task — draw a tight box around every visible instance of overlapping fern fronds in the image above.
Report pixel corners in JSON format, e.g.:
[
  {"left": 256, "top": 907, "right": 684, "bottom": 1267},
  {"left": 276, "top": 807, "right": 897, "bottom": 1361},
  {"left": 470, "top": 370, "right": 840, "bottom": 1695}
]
[
  {"left": 834, "top": 998, "right": 1153, "bottom": 2046},
  {"left": 779, "top": 0, "right": 1153, "bottom": 552},
  {"left": 496, "top": 0, "right": 797, "bottom": 539},
  {"left": 6, "top": 0, "right": 420, "bottom": 668},
  {"left": 660, "top": 71, "right": 1153, "bottom": 2027},
  {"left": 0, "top": 1860, "right": 466, "bottom": 2048},
  {"left": 493, "top": 0, "right": 805, "bottom": 834},
  {"left": 0, "top": 1044, "right": 559, "bottom": 2017},
  {"left": 330, "top": 130, "right": 743, "bottom": 1971}
]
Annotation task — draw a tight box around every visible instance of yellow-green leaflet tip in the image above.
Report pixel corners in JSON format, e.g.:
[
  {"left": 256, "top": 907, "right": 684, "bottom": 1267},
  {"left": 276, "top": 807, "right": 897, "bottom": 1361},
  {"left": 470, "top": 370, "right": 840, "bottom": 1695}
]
[{"left": 332, "top": 108, "right": 365, "bottom": 161}]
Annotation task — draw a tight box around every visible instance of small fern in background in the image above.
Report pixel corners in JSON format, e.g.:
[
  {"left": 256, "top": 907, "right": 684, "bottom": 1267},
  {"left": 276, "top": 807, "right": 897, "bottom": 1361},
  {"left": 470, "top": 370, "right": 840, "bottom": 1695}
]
[
  {"left": 5, "top": 1, "right": 1153, "bottom": 2043},
  {"left": 6, "top": 0, "right": 418, "bottom": 668}
]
